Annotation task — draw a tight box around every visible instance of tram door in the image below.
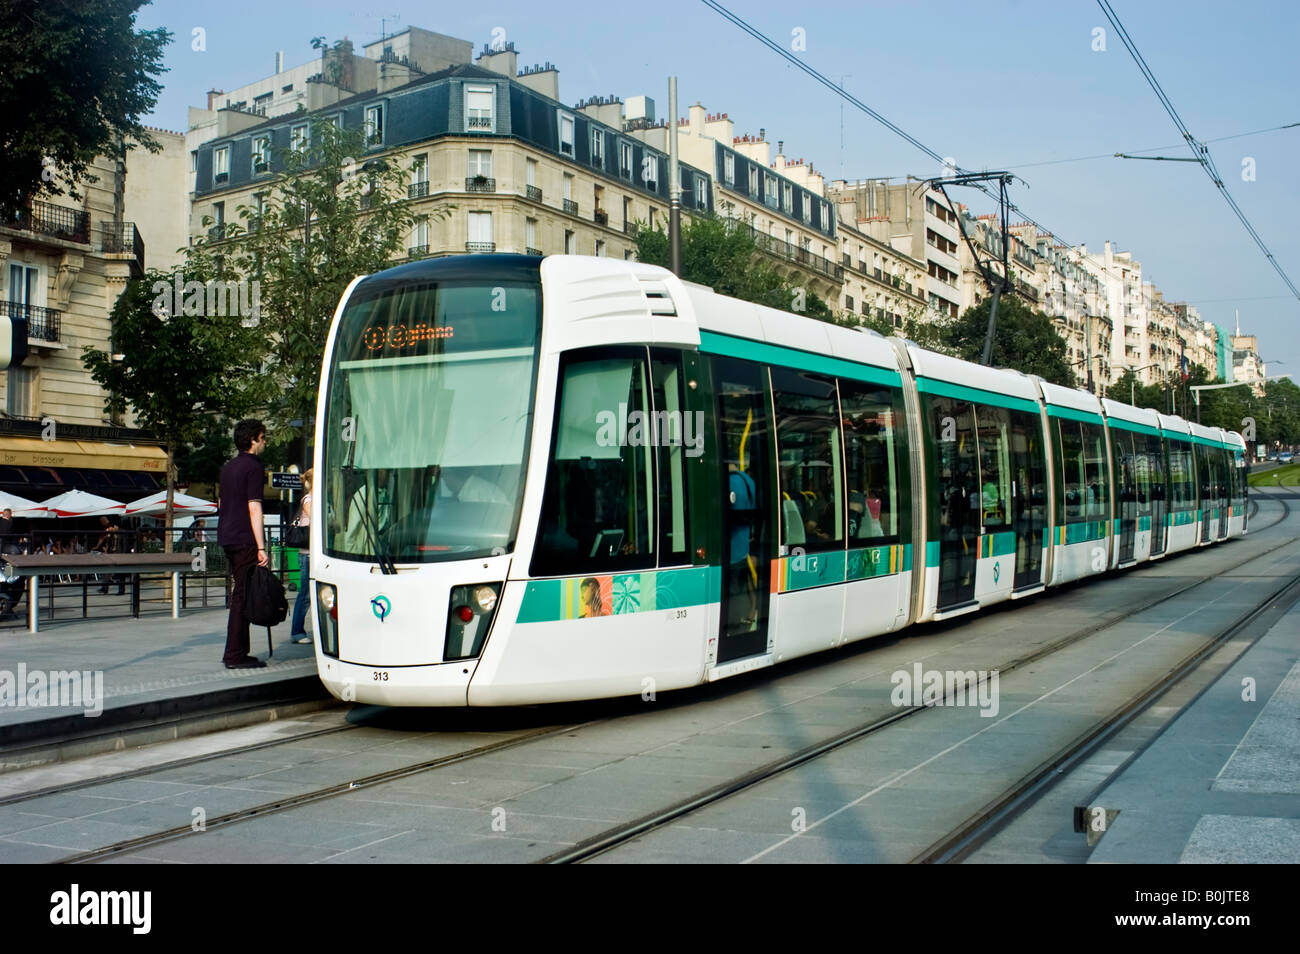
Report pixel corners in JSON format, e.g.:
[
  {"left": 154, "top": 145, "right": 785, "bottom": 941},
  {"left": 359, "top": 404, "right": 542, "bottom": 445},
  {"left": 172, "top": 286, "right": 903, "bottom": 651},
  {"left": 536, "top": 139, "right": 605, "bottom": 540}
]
[
  {"left": 932, "top": 398, "right": 979, "bottom": 609},
  {"left": 1148, "top": 434, "right": 1168, "bottom": 556},
  {"left": 1216, "top": 449, "right": 1229, "bottom": 538},
  {"left": 714, "top": 357, "right": 773, "bottom": 664},
  {"left": 1197, "top": 446, "right": 1213, "bottom": 542},
  {"left": 1009, "top": 410, "right": 1047, "bottom": 588},
  {"left": 1114, "top": 430, "right": 1137, "bottom": 564}
]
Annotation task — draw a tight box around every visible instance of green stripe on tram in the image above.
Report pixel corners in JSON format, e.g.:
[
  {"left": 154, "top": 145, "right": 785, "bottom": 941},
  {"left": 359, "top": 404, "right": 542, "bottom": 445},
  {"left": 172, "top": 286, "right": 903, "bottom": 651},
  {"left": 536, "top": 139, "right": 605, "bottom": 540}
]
[
  {"left": 914, "top": 377, "right": 1039, "bottom": 414},
  {"left": 516, "top": 565, "right": 718, "bottom": 623},
  {"left": 1107, "top": 419, "right": 1163, "bottom": 438},
  {"left": 698, "top": 330, "right": 901, "bottom": 388},
  {"left": 1047, "top": 405, "right": 1106, "bottom": 426}
]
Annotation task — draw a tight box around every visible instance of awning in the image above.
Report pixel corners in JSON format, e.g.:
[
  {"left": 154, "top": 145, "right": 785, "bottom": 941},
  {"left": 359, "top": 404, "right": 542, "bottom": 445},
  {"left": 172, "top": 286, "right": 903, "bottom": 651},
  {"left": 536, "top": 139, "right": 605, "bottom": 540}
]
[{"left": 0, "top": 437, "right": 167, "bottom": 472}]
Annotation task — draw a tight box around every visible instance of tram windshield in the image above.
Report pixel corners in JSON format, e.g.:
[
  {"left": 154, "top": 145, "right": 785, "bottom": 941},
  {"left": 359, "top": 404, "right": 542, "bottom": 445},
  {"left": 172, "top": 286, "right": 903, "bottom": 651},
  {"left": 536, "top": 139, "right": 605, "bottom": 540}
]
[{"left": 321, "top": 281, "right": 541, "bottom": 562}]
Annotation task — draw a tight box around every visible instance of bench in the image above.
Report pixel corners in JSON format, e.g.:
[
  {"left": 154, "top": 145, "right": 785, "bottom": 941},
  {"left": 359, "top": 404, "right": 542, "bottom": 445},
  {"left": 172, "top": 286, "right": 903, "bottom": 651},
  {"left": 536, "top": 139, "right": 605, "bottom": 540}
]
[{"left": 2, "top": 552, "right": 200, "bottom": 633}]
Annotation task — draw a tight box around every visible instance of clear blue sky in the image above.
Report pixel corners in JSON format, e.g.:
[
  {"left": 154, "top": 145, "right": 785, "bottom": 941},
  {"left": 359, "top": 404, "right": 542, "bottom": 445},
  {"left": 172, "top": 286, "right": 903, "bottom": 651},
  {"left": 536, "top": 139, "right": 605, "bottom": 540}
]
[{"left": 137, "top": 0, "right": 1300, "bottom": 376}]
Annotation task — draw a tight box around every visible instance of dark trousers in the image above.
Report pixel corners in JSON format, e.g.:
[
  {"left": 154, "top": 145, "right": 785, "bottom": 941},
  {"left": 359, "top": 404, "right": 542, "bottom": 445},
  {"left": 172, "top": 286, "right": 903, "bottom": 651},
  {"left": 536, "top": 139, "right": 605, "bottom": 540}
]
[{"left": 223, "top": 545, "right": 259, "bottom": 663}]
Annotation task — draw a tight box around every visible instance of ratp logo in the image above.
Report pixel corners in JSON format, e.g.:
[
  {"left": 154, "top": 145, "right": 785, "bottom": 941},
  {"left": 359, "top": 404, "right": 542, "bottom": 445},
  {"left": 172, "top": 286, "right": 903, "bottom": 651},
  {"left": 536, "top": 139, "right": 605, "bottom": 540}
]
[{"left": 370, "top": 595, "right": 391, "bottom": 622}]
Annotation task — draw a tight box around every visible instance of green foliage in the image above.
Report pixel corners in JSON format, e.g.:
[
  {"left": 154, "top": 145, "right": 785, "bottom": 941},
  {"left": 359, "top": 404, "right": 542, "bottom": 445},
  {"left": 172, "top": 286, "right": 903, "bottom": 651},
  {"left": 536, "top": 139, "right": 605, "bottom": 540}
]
[
  {"left": 0, "top": 0, "right": 169, "bottom": 218},
  {"left": 187, "top": 117, "right": 449, "bottom": 446},
  {"left": 83, "top": 266, "right": 265, "bottom": 541},
  {"left": 949, "top": 296, "right": 1075, "bottom": 386},
  {"left": 633, "top": 214, "right": 833, "bottom": 322}
]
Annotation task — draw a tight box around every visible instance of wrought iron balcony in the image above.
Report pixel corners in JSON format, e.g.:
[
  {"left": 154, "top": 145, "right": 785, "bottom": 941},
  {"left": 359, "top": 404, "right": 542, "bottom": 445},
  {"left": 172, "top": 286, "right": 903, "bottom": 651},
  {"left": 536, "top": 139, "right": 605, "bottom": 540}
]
[
  {"left": 526, "top": 184, "right": 542, "bottom": 202},
  {"left": 563, "top": 199, "right": 578, "bottom": 215},
  {"left": 623, "top": 220, "right": 637, "bottom": 236},
  {"left": 207, "top": 223, "right": 226, "bottom": 242},
  {"left": 465, "top": 241, "right": 496, "bottom": 253},
  {"left": 526, "top": 247, "right": 542, "bottom": 256},
  {"left": 0, "top": 300, "right": 60, "bottom": 343},
  {"left": 465, "top": 176, "right": 496, "bottom": 193},
  {"left": 408, "top": 181, "right": 429, "bottom": 199},
  {"left": 408, "top": 244, "right": 430, "bottom": 259},
  {"left": 593, "top": 209, "right": 608, "bottom": 226},
  {"left": 467, "top": 115, "right": 492, "bottom": 129},
  {"left": 100, "top": 222, "right": 145, "bottom": 271},
  {"left": 9, "top": 200, "right": 90, "bottom": 244}
]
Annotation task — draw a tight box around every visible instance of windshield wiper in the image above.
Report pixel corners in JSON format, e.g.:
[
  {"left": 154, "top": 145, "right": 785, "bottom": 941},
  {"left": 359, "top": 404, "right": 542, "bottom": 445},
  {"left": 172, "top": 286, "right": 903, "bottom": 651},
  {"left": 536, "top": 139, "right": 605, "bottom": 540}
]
[{"left": 341, "top": 413, "right": 397, "bottom": 575}]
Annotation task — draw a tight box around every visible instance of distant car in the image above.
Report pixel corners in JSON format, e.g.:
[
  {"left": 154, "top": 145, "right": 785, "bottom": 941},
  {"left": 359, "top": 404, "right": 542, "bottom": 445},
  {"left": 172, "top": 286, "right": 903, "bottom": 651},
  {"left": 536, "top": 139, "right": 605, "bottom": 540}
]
[{"left": 1280, "top": 452, "right": 1293, "bottom": 464}]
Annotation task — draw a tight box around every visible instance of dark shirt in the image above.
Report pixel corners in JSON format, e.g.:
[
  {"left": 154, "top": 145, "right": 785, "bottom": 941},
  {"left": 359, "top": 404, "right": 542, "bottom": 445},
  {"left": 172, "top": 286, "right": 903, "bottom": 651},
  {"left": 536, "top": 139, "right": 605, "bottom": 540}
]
[{"left": 218, "top": 452, "right": 265, "bottom": 548}]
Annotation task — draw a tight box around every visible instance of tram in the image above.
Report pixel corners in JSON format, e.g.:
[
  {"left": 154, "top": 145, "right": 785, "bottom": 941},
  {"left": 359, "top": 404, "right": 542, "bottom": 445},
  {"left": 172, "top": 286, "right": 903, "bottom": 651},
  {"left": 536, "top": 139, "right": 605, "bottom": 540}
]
[{"left": 308, "top": 254, "right": 1248, "bottom": 706}]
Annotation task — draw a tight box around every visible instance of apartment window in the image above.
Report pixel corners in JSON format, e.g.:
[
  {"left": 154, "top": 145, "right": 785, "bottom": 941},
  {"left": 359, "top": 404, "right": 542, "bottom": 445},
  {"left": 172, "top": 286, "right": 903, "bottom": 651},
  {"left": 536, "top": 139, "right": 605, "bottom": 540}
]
[
  {"left": 765, "top": 174, "right": 777, "bottom": 205},
  {"left": 411, "top": 218, "right": 429, "bottom": 248},
  {"left": 749, "top": 165, "right": 759, "bottom": 195},
  {"left": 845, "top": 295, "right": 855, "bottom": 312},
  {"left": 694, "top": 177, "right": 706, "bottom": 209},
  {"left": 802, "top": 196, "right": 812, "bottom": 225},
  {"left": 253, "top": 92, "right": 272, "bottom": 114},
  {"left": 526, "top": 217, "right": 537, "bottom": 251},
  {"left": 190, "top": 150, "right": 198, "bottom": 172},
  {"left": 724, "top": 153, "right": 735, "bottom": 185},
  {"left": 643, "top": 156, "right": 658, "bottom": 190},
  {"left": 620, "top": 141, "right": 633, "bottom": 178},
  {"left": 213, "top": 201, "right": 225, "bottom": 226},
  {"left": 466, "top": 87, "right": 494, "bottom": 130},
  {"left": 290, "top": 124, "right": 309, "bottom": 154},
  {"left": 252, "top": 135, "right": 270, "bottom": 174},
  {"left": 563, "top": 174, "right": 573, "bottom": 200},
  {"left": 364, "top": 103, "right": 384, "bottom": 146},
  {"left": 213, "top": 145, "right": 230, "bottom": 184},
  {"left": 564, "top": 229, "right": 575, "bottom": 254},
  {"left": 559, "top": 113, "right": 575, "bottom": 156},
  {"left": 467, "top": 211, "right": 493, "bottom": 250},
  {"left": 330, "top": 113, "right": 343, "bottom": 129},
  {"left": 413, "top": 154, "right": 428, "bottom": 182},
  {"left": 591, "top": 129, "right": 604, "bottom": 165},
  {"left": 468, "top": 149, "right": 493, "bottom": 178},
  {"left": 526, "top": 158, "right": 537, "bottom": 186},
  {"left": 5, "top": 365, "right": 34, "bottom": 417},
  {"left": 822, "top": 201, "right": 830, "bottom": 228},
  {"left": 595, "top": 239, "right": 605, "bottom": 257},
  {"left": 8, "top": 264, "right": 40, "bottom": 309},
  {"left": 783, "top": 182, "right": 792, "bottom": 210}
]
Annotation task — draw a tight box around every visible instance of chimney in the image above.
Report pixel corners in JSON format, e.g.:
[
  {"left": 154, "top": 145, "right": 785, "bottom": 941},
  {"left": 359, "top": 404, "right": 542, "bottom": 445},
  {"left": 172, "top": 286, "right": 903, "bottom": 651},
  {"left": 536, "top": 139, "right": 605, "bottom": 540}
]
[
  {"left": 206, "top": 88, "right": 224, "bottom": 110},
  {"left": 276, "top": 50, "right": 284, "bottom": 73},
  {"left": 689, "top": 103, "right": 706, "bottom": 137}
]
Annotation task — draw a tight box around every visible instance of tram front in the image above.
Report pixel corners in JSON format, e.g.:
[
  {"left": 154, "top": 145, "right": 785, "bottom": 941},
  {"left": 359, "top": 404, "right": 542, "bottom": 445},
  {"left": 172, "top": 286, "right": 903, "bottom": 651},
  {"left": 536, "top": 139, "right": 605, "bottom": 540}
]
[{"left": 311, "top": 255, "right": 542, "bottom": 705}]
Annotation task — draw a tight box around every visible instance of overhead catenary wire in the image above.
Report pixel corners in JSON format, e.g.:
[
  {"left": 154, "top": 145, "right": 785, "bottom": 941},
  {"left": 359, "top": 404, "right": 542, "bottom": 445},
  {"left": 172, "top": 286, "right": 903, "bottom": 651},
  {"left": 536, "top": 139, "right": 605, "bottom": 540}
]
[{"left": 1096, "top": 0, "right": 1300, "bottom": 303}]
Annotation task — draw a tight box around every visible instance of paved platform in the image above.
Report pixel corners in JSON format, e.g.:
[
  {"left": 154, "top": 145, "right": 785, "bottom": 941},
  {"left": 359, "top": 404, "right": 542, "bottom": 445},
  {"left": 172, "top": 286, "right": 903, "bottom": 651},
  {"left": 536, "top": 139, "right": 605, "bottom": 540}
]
[
  {"left": 1087, "top": 596, "right": 1300, "bottom": 864},
  {"left": 0, "top": 600, "right": 323, "bottom": 748}
]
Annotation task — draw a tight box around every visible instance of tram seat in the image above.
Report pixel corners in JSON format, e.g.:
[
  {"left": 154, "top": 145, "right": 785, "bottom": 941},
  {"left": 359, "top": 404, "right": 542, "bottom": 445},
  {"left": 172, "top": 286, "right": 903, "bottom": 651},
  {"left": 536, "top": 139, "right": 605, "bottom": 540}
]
[{"left": 782, "top": 498, "right": 806, "bottom": 546}]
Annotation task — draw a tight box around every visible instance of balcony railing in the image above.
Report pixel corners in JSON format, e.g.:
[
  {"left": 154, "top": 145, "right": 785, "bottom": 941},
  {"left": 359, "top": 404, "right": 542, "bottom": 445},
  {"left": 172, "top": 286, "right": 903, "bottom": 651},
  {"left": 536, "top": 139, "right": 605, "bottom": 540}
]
[
  {"left": 526, "top": 185, "right": 543, "bottom": 203},
  {"left": 465, "top": 176, "right": 496, "bottom": 193},
  {"left": 624, "top": 220, "right": 637, "bottom": 236},
  {"left": 563, "top": 199, "right": 578, "bottom": 215},
  {"left": 744, "top": 225, "right": 843, "bottom": 282},
  {"left": 207, "top": 223, "right": 226, "bottom": 242},
  {"left": 593, "top": 209, "right": 608, "bottom": 227},
  {"left": 100, "top": 222, "right": 145, "bottom": 271},
  {"left": 408, "top": 244, "right": 430, "bottom": 259},
  {"left": 9, "top": 200, "right": 90, "bottom": 244},
  {"left": 526, "top": 247, "right": 542, "bottom": 256},
  {"left": 467, "top": 115, "right": 492, "bottom": 129},
  {"left": 0, "top": 301, "right": 60, "bottom": 343},
  {"left": 408, "top": 181, "right": 429, "bottom": 199},
  {"left": 465, "top": 241, "right": 496, "bottom": 253}
]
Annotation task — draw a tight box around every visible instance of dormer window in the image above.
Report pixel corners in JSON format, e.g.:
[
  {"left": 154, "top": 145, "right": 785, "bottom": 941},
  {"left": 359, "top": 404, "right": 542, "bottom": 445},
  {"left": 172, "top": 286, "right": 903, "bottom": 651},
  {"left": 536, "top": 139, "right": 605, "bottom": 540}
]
[
  {"left": 364, "top": 104, "right": 384, "bottom": 146},
  {"left": 559, "top": 113, "right": 574, "bottom": 156},
  {"left": 466, "top": 87, "right": 494, "bottom": 131}
]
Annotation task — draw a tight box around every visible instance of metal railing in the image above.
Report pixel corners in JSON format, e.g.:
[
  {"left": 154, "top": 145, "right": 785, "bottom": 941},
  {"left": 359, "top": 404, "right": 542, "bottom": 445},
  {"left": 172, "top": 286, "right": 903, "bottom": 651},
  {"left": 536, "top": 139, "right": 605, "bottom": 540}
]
[
  {"left": 624, "top": 220, "right": 637, "bottom": 236},
  {"left": 563, "top": 199, "right": 578, "bottom": 215},
  {"left": 0, "top": 300, "right": 60, "bottom": 342},
  {"left": 743, "top": 225, "right": 843, "bottom": 281},
  {"left": 526, "top": 184, "right": 543, "bottom": 202},
  {"left": 467, "top": 115, "right": 492, "bottom": 129},
  {"left": 207, "top": 223, "right": 226, "bottom": 242},
  {"left": 9, "top": 200, "right": 90, "bottom": 244},
  {"left": 408, "top": 244, "right": 430, "bottom": 259},
  {"left": 100, "top": 222, "right": 145, "bottom": 271},
  {"left": 594, "top": 209, "right": 608, "bottom": 226},
  {"left": 408, "top": 181, "right": 429, "bottom": 199},
  {"left": 465, "top": 241, "right": 496, "bottom": 253},
  {"left": 465, "top": 177, "right": 496, "bottom": 193},
  {"left": 526, "top": 246, "right": 542, "bottom": 256}
]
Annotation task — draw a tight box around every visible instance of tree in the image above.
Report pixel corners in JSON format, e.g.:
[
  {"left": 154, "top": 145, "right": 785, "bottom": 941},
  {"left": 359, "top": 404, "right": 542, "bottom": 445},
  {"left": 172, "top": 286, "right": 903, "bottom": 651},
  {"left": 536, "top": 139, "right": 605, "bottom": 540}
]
[
  {"left": 83, "top": 268, "right": 264, "bottom": 549},
  {"left": 633, "top": 214, "right": 834, "bottom": 321},
  {"left": 0, "top": 0, "right": 169, "bottom": 219},
  {"left": 948, "top": 296, "right": 1074, "bottom": 386},
  {"left": 187, "top": 116, "right": 447, "bottom": 448}
]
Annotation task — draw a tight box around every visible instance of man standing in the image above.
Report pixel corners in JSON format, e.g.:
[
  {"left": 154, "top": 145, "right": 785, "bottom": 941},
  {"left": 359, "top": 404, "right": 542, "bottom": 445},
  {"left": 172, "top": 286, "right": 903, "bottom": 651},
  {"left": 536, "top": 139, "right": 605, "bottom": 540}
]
[
  {"left": 0, "top": 508, "right": 13, "bottom": 554},
  {"left": 218, "top": 420, "right": 270, "bottom": 669}
]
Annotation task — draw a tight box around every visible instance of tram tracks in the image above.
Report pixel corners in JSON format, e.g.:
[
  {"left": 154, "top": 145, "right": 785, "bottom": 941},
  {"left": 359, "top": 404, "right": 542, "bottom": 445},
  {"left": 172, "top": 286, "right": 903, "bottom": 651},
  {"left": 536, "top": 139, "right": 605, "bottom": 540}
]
[
  {"left": 541, "top": 517, "right": 1299, "bottom": 863},
  {"left": 26, "top": 497, "right": 1293, "bottom": 865}
]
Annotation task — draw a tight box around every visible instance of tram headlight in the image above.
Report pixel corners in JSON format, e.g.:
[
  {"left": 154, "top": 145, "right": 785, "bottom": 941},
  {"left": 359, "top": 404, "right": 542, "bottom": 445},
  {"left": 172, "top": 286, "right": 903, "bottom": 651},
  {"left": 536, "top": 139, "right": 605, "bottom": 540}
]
[
  {"left": 316, "top": 583, "right": 339, "bottom": 657},
  {"left": 445, "top": 583, "right": 501, "bottom": 661}
]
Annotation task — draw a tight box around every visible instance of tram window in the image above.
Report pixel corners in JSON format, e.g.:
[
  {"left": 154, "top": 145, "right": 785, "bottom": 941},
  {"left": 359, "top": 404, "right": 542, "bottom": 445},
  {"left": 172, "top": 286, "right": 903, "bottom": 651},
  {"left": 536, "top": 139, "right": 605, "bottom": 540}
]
[
  {"left": 973, "top": 404, "right": 1011, "bottom": 530},
  {"left": 651, "top": 350, "right": 691, "bottom": 566},
  {"left": 1132, "top": 433, "right": 1152, "bottom": 514},
  {"left": 1056, "top": 419, "right": 1086, "bottom": 522},
  {"left": 932, "top": 396, "right": 980, "bottom": 540},
  {"left": 532, "top": 348, "right": 655, "bottom": 576},
  {"left": 1145, "top": 434, "right": 1166, "bottom": 503},
  {"left": 772, "top": 368, "right": 842, "bottom": 552},
  {"left": 1081, "top": 422, "right": 1108, "bottom": 518},
  {"left": 841, "top": 382, "right": 902, "bottom": 543},
  {"left": 1168, "top": 441, "right": 1194, "bottom": 509}
]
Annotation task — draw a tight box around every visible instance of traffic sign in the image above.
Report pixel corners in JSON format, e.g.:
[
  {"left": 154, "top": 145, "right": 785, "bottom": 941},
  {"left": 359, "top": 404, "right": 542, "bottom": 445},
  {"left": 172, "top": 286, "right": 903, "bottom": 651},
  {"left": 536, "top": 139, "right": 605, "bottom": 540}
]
[{"left": 271, "top": 472, "right": 303, "bottom": 490}]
